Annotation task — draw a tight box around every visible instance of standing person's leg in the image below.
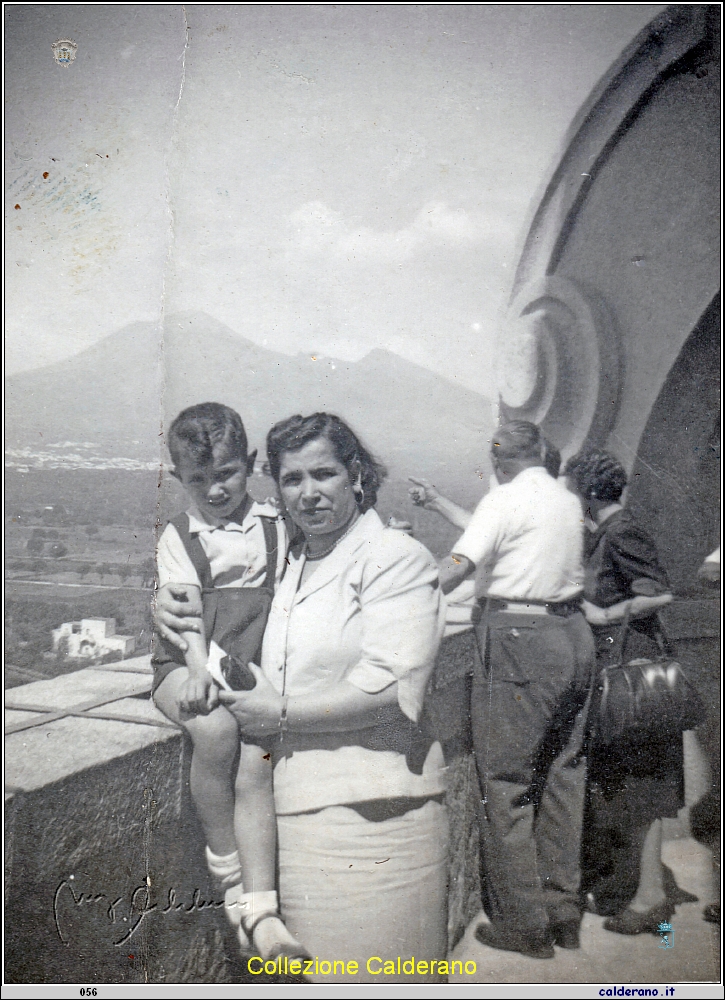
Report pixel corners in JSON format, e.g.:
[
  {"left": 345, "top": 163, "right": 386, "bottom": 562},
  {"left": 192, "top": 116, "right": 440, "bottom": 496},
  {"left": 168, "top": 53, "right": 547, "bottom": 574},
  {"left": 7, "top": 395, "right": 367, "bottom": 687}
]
[
  {"left": 471, "top": 612, "right": 576, "bottom": 956},
  {"left": 535, "top": 612, "right": 594, "bottom": 943},
  {"left": 535, "top": 614, "right": 594, "bottom": 936}
]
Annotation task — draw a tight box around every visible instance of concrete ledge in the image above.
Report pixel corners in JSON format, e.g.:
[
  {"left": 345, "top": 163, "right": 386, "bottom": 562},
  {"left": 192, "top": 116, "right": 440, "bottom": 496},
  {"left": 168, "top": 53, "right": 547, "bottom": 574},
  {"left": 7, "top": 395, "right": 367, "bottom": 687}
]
[
  {"left": 5, "top": 662, "right": 153, "bottom": 714},
  {"left": 6, "top": 714, "right": 178, "bottom": 792}
]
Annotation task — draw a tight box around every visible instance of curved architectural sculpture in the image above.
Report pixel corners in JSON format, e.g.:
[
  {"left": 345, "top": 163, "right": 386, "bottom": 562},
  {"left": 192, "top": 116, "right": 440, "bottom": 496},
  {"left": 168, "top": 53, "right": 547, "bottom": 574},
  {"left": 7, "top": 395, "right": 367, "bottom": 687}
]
[
  {"left": 498, "top": 4, "right": 719, "bottom": 593},
  {"left": 499, "top": 5, "right": 719, "bottom": 462}
]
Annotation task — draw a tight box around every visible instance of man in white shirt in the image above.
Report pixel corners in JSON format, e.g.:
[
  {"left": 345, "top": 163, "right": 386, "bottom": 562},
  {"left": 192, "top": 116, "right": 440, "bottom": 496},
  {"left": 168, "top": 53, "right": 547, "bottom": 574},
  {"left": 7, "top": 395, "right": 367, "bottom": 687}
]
[{"left": 440, "top": 421, "right": 595, "bottom": 960}]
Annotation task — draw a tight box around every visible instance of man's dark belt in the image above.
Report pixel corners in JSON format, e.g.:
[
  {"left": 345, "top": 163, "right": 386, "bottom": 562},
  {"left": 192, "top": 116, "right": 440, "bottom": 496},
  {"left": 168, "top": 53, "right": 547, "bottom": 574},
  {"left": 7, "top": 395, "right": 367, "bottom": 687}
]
[{"left": 485, "top": 596, "right": 583, "bottom": 618}]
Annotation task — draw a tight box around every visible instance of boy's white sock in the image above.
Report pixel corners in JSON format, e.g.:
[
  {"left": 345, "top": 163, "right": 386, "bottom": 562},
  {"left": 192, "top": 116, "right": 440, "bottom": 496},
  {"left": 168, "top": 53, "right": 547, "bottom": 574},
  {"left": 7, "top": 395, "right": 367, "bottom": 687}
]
[
  {"left": 224, "top": 881, "right": 250, "bottom": 944},
  {"left": 205, "top": 846, "right": 243, "bottom": 889}
]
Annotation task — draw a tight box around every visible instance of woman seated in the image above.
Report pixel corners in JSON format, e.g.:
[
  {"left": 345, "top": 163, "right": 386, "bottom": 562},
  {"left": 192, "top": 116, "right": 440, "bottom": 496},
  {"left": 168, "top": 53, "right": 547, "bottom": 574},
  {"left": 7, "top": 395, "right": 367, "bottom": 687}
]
[
  {"left": 563, "top": 448, "right": 697, "bottom": 934},
  {"left": 157, "top": 412, "right": 449, "bottom": 981}
]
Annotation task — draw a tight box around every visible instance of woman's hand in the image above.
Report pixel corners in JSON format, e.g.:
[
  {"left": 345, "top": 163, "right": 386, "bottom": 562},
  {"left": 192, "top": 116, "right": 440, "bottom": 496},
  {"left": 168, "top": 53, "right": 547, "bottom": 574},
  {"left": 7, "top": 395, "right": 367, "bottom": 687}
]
[
  {"left": 217, "top": 663, "right": 283, "bottom": 738},
  {"left": 154, "top": 583, "right": 203, "bottom": 651},
  {"left": 582, "top": 593, "right": 673, "bottom": 626},
  {"left": 581, "top": 599, "right": 610, "bottom": 626}
]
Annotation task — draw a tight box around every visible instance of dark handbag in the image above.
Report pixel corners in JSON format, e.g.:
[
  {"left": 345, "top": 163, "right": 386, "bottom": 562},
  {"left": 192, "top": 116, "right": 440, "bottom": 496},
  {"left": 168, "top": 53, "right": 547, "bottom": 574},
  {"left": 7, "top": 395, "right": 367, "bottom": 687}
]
[{"left": 595, "top": 610, "right": 706, "bottom": 744}]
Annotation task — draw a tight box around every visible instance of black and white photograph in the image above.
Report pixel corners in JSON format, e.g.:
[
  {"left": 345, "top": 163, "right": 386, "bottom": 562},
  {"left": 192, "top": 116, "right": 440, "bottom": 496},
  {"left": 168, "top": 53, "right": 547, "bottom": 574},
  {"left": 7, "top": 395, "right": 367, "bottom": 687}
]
[{"left": 4, "top": 3, "right": 721, "bottom": 991}]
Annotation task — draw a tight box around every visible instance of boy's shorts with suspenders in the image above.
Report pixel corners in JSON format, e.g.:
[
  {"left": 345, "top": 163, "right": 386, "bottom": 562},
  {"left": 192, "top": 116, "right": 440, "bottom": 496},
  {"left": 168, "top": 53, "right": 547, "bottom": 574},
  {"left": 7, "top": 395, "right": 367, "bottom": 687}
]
[{"left": 152, "top": 512, "right": 279, "bottom": 694}]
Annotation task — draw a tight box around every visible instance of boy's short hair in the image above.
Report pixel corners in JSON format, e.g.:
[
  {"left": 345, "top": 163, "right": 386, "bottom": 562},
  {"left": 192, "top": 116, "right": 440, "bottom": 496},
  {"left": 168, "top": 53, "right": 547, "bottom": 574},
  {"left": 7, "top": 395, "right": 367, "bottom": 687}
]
[{"left": 168, "top": 403, "right": 248, "bottom": 467}]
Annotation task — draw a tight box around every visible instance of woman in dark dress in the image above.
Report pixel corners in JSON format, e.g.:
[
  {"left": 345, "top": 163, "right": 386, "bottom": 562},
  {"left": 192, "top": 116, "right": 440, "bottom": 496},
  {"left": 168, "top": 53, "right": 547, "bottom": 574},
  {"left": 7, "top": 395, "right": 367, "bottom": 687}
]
[{"left": 564, "top": 449, "right": 697, "bottom": 934}]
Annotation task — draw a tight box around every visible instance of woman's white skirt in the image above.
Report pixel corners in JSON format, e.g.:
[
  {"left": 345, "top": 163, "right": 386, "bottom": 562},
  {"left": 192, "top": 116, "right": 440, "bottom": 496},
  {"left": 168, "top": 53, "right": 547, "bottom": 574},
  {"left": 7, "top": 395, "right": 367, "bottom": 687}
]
[{"left": 278, "top": 798, "right": 449, "bottom": 983}]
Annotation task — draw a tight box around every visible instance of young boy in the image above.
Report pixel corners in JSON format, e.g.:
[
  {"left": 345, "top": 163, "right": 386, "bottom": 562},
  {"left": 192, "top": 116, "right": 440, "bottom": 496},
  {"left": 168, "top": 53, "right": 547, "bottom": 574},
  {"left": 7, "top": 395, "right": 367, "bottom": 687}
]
[{"left": 152, "top": 402, "right": 305, "bottom": 961}]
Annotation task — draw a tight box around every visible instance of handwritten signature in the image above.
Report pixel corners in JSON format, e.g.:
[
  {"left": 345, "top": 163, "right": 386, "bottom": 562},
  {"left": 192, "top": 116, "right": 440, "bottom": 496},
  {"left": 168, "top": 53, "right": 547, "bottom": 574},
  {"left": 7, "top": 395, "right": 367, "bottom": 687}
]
[{"left": 53, "top": 880, "right": 223, "bottom": 947}]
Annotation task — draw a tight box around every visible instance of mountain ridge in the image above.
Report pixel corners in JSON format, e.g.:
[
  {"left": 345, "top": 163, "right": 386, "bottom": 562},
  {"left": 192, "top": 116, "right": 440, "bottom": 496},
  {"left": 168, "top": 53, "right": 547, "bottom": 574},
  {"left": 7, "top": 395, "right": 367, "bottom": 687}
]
[{"left": 6, "top": 311, "right": 495, "bottom": 505}]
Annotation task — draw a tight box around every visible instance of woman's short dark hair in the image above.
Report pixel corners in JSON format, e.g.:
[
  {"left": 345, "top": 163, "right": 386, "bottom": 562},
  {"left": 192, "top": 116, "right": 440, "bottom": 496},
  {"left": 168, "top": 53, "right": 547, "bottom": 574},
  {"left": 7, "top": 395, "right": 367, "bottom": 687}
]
[
  {"left": 266, "top": 413, "right": 386, "bottom": 513},
  {"left": 564, "top": 448, "right": 627, "bottom": 504}
]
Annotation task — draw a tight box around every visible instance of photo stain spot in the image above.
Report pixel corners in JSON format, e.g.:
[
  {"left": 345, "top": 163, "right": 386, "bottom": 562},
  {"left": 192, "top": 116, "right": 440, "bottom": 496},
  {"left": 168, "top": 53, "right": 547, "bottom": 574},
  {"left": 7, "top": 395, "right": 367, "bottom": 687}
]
[
  {"left": 262, "top": 753, "right": 271, "bottom": 760},
  {"left": 14, "top": 204, "right": 20, "bottom": 209},
  {"left": 42, "top": 171, "right": 49, "bottom": 179}
]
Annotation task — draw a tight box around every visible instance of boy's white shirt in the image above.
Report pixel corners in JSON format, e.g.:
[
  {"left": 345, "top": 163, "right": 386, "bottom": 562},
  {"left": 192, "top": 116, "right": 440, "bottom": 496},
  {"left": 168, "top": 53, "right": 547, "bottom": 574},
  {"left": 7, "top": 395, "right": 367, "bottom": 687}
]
[{"left": 155, "top": 497, "right": 286, "bottom": 591}]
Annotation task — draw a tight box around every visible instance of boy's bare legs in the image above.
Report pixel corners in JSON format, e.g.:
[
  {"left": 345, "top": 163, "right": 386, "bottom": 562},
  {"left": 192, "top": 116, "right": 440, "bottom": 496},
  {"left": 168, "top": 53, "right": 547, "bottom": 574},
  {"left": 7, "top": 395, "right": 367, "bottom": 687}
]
[{"left": 153, "top": 668, "right": 239, "bottom": 856}]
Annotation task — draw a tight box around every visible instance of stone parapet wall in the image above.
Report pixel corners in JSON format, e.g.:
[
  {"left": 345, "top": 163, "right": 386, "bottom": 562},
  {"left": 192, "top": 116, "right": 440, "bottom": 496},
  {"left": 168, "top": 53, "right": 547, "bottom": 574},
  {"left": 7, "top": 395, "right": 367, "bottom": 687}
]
[
  {"left": 4, "top": 617, "right": 717, "bottom": 981},
  {"left": 4, "top": 633, "right": 481, "bottom": 981}
]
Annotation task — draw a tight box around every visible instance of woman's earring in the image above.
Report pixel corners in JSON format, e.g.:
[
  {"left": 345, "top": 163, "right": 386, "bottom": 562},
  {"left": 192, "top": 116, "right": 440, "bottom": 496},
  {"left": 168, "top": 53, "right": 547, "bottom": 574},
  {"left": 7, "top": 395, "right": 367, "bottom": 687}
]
[{"left": 353, "top": 480, "right": 364, "bottom": 504}]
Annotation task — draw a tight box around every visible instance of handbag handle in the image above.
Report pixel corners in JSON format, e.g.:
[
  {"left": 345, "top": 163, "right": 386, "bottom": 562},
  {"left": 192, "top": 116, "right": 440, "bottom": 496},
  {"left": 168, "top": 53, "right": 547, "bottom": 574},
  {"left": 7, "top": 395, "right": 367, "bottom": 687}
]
[
  {"left": 613, "top": 604, "right": 634, "bottom": 666},
  {"left": 613, "top": 604, "right": 672, "bottom": 666}
]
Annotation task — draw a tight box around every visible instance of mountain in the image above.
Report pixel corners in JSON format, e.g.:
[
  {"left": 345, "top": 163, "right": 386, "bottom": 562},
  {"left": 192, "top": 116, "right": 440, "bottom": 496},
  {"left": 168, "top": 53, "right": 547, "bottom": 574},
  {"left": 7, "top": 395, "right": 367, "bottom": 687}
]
[
  {"left": 5, "top": 321, "right": 162, "bottom": 462},
  {"left": 6, "top": 312, "right": 495, "bottom": 506}
]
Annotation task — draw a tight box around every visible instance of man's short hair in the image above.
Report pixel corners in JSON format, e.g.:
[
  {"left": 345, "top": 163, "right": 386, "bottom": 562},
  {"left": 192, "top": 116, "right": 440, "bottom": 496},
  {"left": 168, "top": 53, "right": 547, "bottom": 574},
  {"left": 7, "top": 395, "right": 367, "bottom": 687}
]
[
  {"left": 491, "top": 421, "right": 543, "bottom": 463},
  {"left": 168, "top": 402, "right": 248, "bottom": 467}
]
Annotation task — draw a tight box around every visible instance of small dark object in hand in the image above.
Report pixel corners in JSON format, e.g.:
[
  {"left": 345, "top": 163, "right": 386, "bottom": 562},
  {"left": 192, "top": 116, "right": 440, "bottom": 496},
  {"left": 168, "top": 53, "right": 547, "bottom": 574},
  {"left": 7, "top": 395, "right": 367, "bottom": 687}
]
[{"left": 220, "top": 654, "right": 256, "bottom": 691}]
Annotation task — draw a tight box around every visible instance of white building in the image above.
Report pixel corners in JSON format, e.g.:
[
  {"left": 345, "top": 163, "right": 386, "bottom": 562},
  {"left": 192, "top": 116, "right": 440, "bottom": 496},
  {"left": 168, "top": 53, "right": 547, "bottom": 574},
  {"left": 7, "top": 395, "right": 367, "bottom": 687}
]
[{"left": 52, "top": 618, "right": 136, "bottom": 659}]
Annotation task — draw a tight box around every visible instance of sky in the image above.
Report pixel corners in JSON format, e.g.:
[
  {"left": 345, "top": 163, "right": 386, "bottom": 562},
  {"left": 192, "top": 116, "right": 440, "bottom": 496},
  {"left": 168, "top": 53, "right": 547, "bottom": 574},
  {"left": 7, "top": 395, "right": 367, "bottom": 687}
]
[{"left": 5, "top": 3, "right": 668, "bottom": 394}]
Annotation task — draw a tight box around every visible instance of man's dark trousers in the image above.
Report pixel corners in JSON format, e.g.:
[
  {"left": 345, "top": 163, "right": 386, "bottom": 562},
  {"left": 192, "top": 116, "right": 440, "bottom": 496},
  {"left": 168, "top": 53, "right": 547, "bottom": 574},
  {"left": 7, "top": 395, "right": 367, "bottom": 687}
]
[{"left": 471, "top": 606, "right": 596, "bottom": 935}]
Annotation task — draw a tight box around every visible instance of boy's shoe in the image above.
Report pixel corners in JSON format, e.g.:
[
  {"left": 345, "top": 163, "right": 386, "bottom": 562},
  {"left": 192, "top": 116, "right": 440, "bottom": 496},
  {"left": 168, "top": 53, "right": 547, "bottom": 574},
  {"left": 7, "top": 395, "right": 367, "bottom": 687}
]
[{"left": 239, "top": 890, "right": 310, "bottom": 962}]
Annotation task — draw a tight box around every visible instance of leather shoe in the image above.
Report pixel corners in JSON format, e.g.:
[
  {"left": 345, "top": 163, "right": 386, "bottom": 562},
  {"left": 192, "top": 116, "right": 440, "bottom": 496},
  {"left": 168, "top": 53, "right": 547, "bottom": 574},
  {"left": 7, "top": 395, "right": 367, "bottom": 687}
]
[
  {"left": 475, "top": 922, "right": 555, "bottom": 959},
  {"left": 703, "top": 903, "right": 719, "bottom": 924},
  {"left": 550, "top": 919, "right": 581, "bottom": 949},
  {"left": 662, "top": 864, "right": 698, "bottom": 906},
  {"left": 603, "top": 901, "right": 674, "bottom": 936}
]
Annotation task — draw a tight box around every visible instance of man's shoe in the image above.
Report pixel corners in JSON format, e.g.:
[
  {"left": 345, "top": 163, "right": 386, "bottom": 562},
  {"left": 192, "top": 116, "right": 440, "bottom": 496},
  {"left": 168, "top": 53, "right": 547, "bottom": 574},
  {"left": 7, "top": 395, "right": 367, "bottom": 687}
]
[
  {"left": 550, "top": 919, "right": 580, "bottom": 949},
  {"left": 474, "top": 922, "right": 555, "bottom": 959},
  {"left": 603, "top": 900, "right": 674, "bottom": 936},
  {"left": 703, "top": 902, "right": 719, "bottom": 924}
]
